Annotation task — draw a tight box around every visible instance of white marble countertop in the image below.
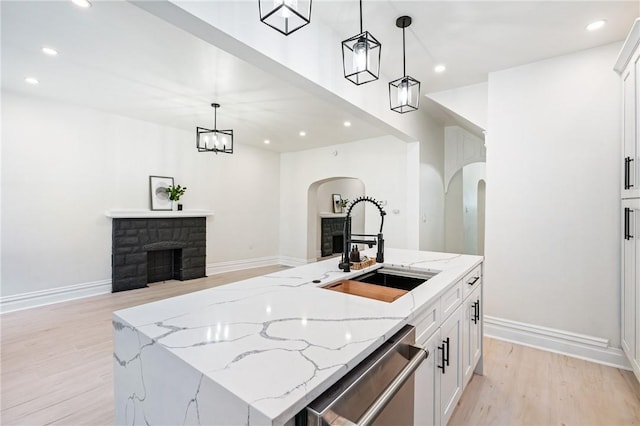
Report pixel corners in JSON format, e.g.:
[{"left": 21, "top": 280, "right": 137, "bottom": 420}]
[{"left": 113, "top": 248, "right": 482, "bottom": 425}]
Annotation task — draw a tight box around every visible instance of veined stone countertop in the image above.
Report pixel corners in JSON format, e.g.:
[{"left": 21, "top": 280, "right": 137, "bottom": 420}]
[{"left": 113, "top": 248, "right": 483, "bottom": 426}]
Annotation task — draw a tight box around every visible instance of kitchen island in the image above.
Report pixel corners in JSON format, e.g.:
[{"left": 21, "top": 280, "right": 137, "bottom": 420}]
[{"left": 113, "top": 248, "right": 483, "bottom": 425}]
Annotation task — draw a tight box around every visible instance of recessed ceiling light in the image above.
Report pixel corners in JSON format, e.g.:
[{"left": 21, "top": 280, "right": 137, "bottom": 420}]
[
  {"left": 343, "top": 121, "right": 351, "bottom": 127},
  {"left": 25, "top": 77, "right": 39, "bottom": 85},
  {"left": 434, "top": 64, "right": 446, "bottom": 73},
  {"left": 586, "top": 20, "right": 606, "bottom": 31},
  {"left": 264, "top": 139, "right": 270, "bottom": 144},
  {"left": 42, "top": 47, "right": 58, "bottom": 56},
  {"left": 71, "top": 0, "right": 91, "bottom": 8},
  {"left": 299, "top": 131, "right": 306, "bottom": 137}
]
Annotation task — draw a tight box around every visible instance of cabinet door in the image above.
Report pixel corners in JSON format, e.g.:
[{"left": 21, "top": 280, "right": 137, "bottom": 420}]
[
  {"left": 439, "top": 304, "right": 463, "bottom": 425},
  {"left": 463, "top": 285, "right": 483, "bottom": 387},
  {"left": 622, "top": 199, "right": 639, "bottom": 370},
  {"left": 622, "top": 51, "right": 639, "bottom": 199},
  {"left": 414, "top": 329, "right": 440, "bottom": 426},
  {"left": 470, "top": 286, "right": 483, "bottom": 375}
]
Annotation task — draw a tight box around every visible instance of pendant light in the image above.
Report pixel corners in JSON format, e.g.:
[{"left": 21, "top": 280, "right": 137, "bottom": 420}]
[
  {"left": 259, "top": 0, "right": 311, "bottom": 36},
  {"left": 341, "top": 0, "right": 381, "bottom": 85},
  {"left": 389, "top": 16, "right": 420, "bottom": 113},
  {"left": 196, "top": 103, "right": 234, "bottom": 154}
]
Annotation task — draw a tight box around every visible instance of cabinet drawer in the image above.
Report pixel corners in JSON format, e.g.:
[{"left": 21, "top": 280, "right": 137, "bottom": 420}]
[
  {"left": 441, "top": 279, "right": 463, "bottom": 321},
  {"left": 411, "top": 301, "right": 439, "bottom": 343},
  {"left": 462, "top": 265, "right": 482, "bottom": 299}
]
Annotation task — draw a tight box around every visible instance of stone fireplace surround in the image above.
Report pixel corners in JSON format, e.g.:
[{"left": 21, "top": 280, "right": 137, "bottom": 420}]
[
  {"left": 107, "top": 210, "right": 213, "bottom": 292},
  {"left": 320, "top": 216, "right": 345, "bottom": 258}
]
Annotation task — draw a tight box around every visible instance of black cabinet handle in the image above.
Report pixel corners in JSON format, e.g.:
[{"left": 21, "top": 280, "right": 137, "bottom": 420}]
[
  {"left": 444, "top": 337, "right": 450, "bottom": 367},
  {"left": 468, "top": 276, "right": 480, "bottom": 286},
  {"left": 472, "top": 301, "right": 478, "bottom": 324},
  {"left": 437, "top": 342, "right": 446, "bottom": 374},
  {"left": 475, "top": 300, "right": 481, "bottom": 322},
  {"left": 625, "top": 208, "right": 634, "bottom": 240},
  {"left": 625, "top": 157, "right": 635, "bottom": 190}
]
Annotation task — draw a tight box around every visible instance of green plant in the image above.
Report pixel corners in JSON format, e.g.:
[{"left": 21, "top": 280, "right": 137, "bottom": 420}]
[
  {"left": 339, "top": 198, "right": 349, "bottom": 209},
  {"left": 166, "top": 184, "right": 187, "bottom": 201}
]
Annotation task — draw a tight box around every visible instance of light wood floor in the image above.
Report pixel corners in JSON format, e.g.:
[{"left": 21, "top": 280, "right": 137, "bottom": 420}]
[
  {"left": 449, "top": 339, "right": 640, "bottom": 426},
  {"left": 2, "top": 267, "right": 640, "bottom": 425}
]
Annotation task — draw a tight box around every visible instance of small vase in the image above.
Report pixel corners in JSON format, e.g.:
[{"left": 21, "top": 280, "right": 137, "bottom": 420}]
[{"left": 171, "top": 201, "right": 178, "bottom": 211}]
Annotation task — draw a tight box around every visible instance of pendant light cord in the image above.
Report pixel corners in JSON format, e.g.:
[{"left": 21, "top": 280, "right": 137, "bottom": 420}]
[
  {"left": 402, "top": 26, "right": 406, "bottom": 76},
  {"left": 213, "top": 106, "right": 217, "bottom": 130},
  {"left": 359, "top": 0, "right": 363, "bottom": 34}
]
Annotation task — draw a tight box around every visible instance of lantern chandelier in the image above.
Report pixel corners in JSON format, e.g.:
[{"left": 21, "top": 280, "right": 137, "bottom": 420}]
[
  {"left": 196, "top": 103, "right": 234, "bottom": 154},
  {"left": 389, "top": 16, "right": 421, "bottom": 113},
  {"left": 341, "top": 0, "right": 381, "bottom": 85},
  {"left": 259, "top": 0, "right": 312, "bottom": 36}
]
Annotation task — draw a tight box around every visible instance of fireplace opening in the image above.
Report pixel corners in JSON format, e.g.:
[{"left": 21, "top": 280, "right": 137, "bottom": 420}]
[
  {"left": 147, "top": 249, "right": 182, "bottom": 283},
  {"left": 332, "top": 234, "right": 344, "bottom": 254}
]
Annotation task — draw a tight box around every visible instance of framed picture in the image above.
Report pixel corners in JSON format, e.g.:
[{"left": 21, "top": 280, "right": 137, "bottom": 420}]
[
  {"left": 149, "top": 176, "right": 174, "bottom": 211},
  {"left": 332, "top": 194, "right": 342, "bottom": 214}
]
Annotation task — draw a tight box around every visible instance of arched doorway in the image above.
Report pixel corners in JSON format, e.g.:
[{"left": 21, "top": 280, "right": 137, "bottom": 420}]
[
  {"left": 307, "top": 177, "right": 365, "bottom": 261},
  {"left": 445, "top": 162, "right": 486, "bottom": 255}
]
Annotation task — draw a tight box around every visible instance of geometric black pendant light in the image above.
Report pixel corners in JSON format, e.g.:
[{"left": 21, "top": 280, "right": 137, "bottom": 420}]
[
  {"left": 259, "top": 0, "right": 312, "bottom": 36},
  {"left": 389, "top": 16, "right": 420, "bottom": 113},
  {"left": 196, "top": 103, "right": 234, "bottom": 154},
  {"left": 341, "top": 0, "right": 381, "bottom": 85}
]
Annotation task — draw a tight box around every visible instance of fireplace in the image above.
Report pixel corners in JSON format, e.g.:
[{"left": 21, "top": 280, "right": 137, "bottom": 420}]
[
  {"left": 321, "top": 217, "right": 346, "bottom": 257},
  {"left": 147, "top": 249, "right": 182, "bottom": 283},
  {"left": 111, "top": 217, "right": 206, "bottom": 292}
]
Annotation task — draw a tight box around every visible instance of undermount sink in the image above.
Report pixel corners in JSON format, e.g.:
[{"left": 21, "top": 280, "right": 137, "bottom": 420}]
[
  {"left": 322, "top": 267, "right": 438, "bottom": 303},
  {"left": 353, "top": 267, "right": 438, "bottom": 291}
]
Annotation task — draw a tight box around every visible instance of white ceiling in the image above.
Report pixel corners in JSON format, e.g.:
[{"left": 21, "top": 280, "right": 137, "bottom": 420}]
[{"left": 2, "top": 1, "right": 637, "bottom": 152}]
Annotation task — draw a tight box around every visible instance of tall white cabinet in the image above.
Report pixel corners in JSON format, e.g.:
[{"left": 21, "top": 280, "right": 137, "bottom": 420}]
[{"left": 615, "top": 18, "right": 640, "bottom": 383}]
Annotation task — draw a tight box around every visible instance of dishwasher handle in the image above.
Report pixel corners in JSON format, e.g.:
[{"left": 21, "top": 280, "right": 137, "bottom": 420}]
[{"left": 355, "top": 345, "right": 428, "bottom": 426}]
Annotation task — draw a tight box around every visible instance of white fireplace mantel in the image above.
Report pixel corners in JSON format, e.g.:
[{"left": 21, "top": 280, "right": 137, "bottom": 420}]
[
  {"left": 319, "top": 212, "right": 346, "bottom": 218},
  {"left": 105, "top": 209, "right": 214, "bottom": 219}
]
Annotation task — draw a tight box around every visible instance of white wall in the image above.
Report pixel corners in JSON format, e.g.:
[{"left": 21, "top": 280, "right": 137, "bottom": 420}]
[
  {"left": 316, "top": 179, "right": 364, "bottom": 216},
  {"left": 444, "top": 126, "right": 486, "bottom": 193},
  {"left": 427, "top": 82, "right": 489, "bottom": 130},
  {"left": 1, "top": 92, "right": 280, "bottom": 297},
  {"left": 419, "top": 113, "right": 445, "bottom": 252},
  {"left": 280, "top": 136, "right": 418, "bottom": 263},
  {"left": 445, "top": 170, "right": 464, "bottom": 254},
  {"left": 485, "top": 42, "right": 622, "bottom": 346},
  {"left": 462, "top": 163, "right": 486, "bottom": 255}
]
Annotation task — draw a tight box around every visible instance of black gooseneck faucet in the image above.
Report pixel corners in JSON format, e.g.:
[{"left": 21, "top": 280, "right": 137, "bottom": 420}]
[{"left": 338, "top": 196, "right": 386, "bottom": 272}]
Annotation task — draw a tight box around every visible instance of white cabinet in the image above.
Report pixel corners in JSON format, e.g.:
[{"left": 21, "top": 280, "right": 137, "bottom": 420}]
[
  {"left": 462, "top": 284, "right": 482, "bottom": 387},
  {"left": 414, "top": 329, "right": 441, "bottom": 426},
  {"left": 411, "top": 263, "right": 483, "bottom": 426},
  {"left": 622, "top": 50, "right": 639, "bottom": 198},
  {"left": 439, "top": 304, "right": 463, "bottom": 425},
  {"left": 616, "top": 19, "right": 640, "bottom": 384},
  {"left": 622, "top": 199, "right": 640, "bottom": 380},
  {"left": 616, "top": 19, "right": 640, "bottom": 199}
]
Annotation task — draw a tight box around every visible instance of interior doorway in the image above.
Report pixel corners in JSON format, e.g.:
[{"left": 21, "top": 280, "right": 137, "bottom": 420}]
[
  {"left": 445, "top": 162, "right": 486, "bottom": 256},
  {"left": 307, "top": 177, "right": 365, "bottom": 261}
]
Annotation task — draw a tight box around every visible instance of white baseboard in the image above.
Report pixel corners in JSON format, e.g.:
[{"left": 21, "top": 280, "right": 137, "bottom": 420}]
[
  {"left": 278, "top": 256, "right": 312, "bottom": 267},
  {"left": 484, "top": 315, "right": 632, "bottom": 370},
  {"left": 1, "top": 255, "right": 313, "bottom": 314},
  {"left": 0, "top": 279, "right": 112, "bottom": 314},
  {"left": 206, "top": 256, "right": 281, "bottom": 275}
]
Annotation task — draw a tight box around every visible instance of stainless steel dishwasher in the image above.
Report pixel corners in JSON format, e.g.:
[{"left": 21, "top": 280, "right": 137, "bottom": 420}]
[{"left": 304, "top": 325, "right": 428, "bottom": 426}]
